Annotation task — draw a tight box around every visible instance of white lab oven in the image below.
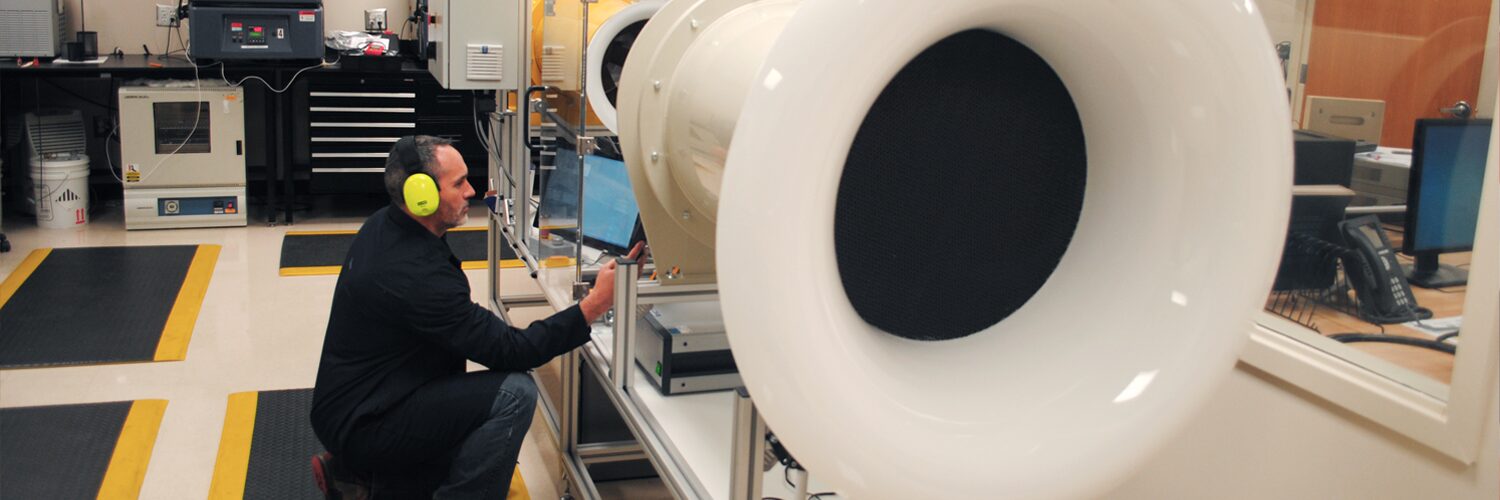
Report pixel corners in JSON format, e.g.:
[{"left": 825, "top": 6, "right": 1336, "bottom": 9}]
[{"left": 118, "top": 84, "right": 247, "bottom": 229}]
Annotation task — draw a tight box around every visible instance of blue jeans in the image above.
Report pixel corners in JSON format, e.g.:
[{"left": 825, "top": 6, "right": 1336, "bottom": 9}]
[{"left": 341, "top": 371, "right": 538, "bottom": 499}]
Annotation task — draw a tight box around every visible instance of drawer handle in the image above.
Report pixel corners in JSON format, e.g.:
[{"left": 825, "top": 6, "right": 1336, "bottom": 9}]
[
  {"left": 311, "top": 122, "right": 417, "bottom": 128},
  {"left": 312, "top": 152, "right": 390, "bottom": 158},
  {"left": 310, "top": 107, "right": 417, "bottom": 113},
  {"left": 310, "top": 137, "right": 403, "bottom": 143},
  {"left": 313, "top": 167, "right": 385, "bottom": 173},
  {"left": 309, "top": 92, "right": 417, "bottom": 98}
]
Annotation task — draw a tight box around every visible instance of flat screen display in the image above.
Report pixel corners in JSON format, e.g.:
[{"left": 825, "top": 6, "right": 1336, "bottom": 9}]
[
  {"left": 1407, "top": 119, "right": 1491, "bottom": 253},
  {"left": 538, "top": 147, "right": 640, "bottom": 253}
]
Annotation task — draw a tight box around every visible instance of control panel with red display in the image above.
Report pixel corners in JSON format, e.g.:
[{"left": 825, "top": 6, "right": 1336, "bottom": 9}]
[
  {"left": 187, "top": 4, "right": 323, "bottom": 60},
  {"left": 225, "top": 17, "right": 286, "bottom": 48}
]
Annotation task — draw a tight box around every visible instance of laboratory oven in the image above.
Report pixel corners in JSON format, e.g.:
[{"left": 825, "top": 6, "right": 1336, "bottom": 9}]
[{"left": 118, "top": 84, "right": 247, "bottom": 229}]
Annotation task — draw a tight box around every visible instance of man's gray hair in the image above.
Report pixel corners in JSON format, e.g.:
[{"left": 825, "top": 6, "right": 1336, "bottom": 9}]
[{"left": 385, "top": 135, "right": 456, "bottom": 206}]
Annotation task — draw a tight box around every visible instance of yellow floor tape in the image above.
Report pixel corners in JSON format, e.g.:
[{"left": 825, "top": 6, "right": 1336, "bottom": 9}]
[
  {"left": 208, "top": 392, "right": 258, "bottom": 500},
  {"left": 0, "top": 248, "right": 51, "bottom": 309},
  {"left": 155, "top": 245, "right": 221, "bottom": 361},
  {"left": 279, "top": 259, "right": 525, "bottom": 277},
  {"left": 508, "top": 468, "right": 530, "bottom": 500},
  {"left": 97, "top": 400, "right": 168, "bottom": 500}
]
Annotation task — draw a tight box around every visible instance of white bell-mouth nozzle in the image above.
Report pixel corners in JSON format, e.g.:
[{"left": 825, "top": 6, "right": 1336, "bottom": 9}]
[{"left": 619, "top": 0, "right": 1293, "bottom": 497}]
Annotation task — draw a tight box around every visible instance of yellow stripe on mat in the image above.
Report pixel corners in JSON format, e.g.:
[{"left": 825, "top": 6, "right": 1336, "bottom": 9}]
[
  {"left": 284, "top": 226, "right": 486, "bottom": 237},
  {"left": 155, "top": 245, "right": 222, "bottom": 362},
  {"left": 508, "top": 468, "right": 530, "bottom": 500},
  {"left": 278, "top": 265, "right": 345, "bottom": 277},
  {"left": 208, "top": 392, "right": 259, "bottom": 500},
  {"left": 0, "top": 248, "right": 52, "bottom": 309},
  {"left": 286, "top": 259, "right": 521, "bottom": 276},
  {"left": 97, "top": 399, "right": 168, "bottom": 500},
  {"left": 464, "top": 259, "right": 527, "bottom": 270},
  {"left": 283, "top": 229, "right": 357, "bottom": 236}
]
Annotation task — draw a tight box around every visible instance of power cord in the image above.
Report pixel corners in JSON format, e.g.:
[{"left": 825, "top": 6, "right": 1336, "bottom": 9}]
[
  {"left": 105, "top": 31, "right": 209, "bottom": 186},
  {"left": 780, "top": 466, "right": 837, "bottom": 499},
  {"left": 219, "top": 55, "right": 338, "bottom": 94},
  {"left": 1328, "top": 333, "right": 1456, "bottom": 354},
  {"left": 474, "top": 93, "right": 521, "bottom": 192}
]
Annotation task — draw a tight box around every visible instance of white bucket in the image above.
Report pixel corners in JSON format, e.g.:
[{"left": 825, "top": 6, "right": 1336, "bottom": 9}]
[{"left": 29, "top": 155, "right": 90, "bottom": 229}]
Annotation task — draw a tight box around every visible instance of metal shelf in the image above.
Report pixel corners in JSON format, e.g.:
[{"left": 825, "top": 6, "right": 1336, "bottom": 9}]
[{"left": 492, "top": 239, "right": 836, "bottom": 499}]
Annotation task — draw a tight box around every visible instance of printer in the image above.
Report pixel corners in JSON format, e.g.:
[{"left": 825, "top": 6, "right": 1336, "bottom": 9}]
[{"left": 188, "top": 0, "right": 325, "bottom": 60}]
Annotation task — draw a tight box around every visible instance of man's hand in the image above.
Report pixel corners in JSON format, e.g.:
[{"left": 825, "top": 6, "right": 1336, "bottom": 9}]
[{"left": 579, "top": 242, "right": 646, "bottom": 322}]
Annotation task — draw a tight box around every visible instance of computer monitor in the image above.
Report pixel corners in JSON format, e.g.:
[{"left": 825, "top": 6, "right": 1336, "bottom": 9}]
[
  {"left": 537, "top": 146, "right": 643, "bottom": 255},
  {"left": 1402, "top": 118, "right": 1492, "bottom": 288}
]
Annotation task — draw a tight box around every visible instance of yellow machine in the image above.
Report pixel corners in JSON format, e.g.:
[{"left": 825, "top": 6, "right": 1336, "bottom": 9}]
[{"left": 530, "top": 0, "right": 661, "bottom": 130}]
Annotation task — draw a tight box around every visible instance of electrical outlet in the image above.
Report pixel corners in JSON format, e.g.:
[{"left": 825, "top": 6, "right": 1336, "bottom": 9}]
[{"left": 156, "top": 4, "right": 178, "bottom": 27}]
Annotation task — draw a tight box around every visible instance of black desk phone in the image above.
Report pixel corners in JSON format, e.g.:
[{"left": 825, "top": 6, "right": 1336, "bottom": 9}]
[{"left": 1339, "top": 216, "right": 1430, "bottom": 324}]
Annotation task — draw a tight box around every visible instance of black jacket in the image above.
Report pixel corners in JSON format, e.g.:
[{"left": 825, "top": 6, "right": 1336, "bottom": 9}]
[{"left": 311, "top": 205, "right": 591, "bottom": 450}]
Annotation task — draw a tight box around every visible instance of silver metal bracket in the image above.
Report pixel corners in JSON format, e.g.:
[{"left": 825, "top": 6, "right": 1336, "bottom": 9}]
[{"left": 577, "top": 135, "right": 598, "bottom": 155}]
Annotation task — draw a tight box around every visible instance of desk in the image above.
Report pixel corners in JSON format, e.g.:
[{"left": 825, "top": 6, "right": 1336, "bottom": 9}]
[
  {"left": 3, "top": 55, "right": 287, "bottom": 221},
  {"left": 1270, "top": 224, "right": 1469, "bottom": 385},
  {"left": 2, "top": 54, "right": 442, "bottom": 225},
  {"left": 1307, "top": 249, "right": 1468, "bottom": 385}
]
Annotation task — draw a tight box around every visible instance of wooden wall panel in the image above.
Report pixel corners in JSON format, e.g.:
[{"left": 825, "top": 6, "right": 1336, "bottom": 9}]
[{"left": 1304, "top": 0, "right": 1490, "bottom": 148}]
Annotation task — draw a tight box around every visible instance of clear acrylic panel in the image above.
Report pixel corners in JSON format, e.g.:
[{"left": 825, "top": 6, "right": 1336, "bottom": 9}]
[{"left": 1259, "top": 0, "right": 1494, "bottom": 398}]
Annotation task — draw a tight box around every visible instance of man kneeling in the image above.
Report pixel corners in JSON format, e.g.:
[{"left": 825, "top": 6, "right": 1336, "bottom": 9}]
[{"left": 310, "top": 135, "right": 636, "bottom": 498}]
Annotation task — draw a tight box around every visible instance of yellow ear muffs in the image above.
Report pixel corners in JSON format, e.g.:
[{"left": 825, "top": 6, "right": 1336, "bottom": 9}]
[{"left": 404, "top": 173, "right": 440, "bottom": 216}]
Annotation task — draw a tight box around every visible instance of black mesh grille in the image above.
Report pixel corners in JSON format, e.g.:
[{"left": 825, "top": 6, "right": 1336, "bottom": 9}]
[
  {"left": 601, "top": 21, "right": 647, "bottom": 109},
  {"left": 835, "top": 29, "right": 1086, "bottom": 341}
]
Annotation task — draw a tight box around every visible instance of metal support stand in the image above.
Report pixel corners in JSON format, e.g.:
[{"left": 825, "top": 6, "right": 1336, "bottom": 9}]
[
  {"left": 611, "top": 258, "right": 640, "bottom": 385},
  {"left": 276, "top": 69, "right": 294, "bottom": 224},
  {"left": 730, "top": 389, "right": 767, "bottom": 500},
  {"left": 492, "top": 0, "right": 780, "bottom": 496}
]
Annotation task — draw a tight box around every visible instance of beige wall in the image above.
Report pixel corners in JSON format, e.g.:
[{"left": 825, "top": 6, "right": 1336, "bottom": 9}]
[
  {"left": 61, "top": 0, "right": 411, "bottom": 56},
  {"left": 1110, "top": 9, "right": 1500, "bottom": 490},
  {"left": 1108, "top": 361, "right": 1498, "bottom": 499}
]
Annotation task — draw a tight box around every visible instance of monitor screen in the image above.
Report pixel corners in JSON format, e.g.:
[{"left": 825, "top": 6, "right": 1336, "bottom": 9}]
[
  {"left": 538, "top": 147, "right": 641, "bottom": 253},
  {"left": 1405, "top": 119, "right": 1491, "bottom": 254}
]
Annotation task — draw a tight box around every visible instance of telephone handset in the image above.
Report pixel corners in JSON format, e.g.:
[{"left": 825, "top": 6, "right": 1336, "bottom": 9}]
[{"left": 1339, "top": 216, "right": 1429, "bottom": 324}]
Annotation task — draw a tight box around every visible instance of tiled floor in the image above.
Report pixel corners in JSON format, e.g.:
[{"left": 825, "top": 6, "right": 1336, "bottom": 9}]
[{"left": 0, "top": 198, "right": 587, "bottom": 499}]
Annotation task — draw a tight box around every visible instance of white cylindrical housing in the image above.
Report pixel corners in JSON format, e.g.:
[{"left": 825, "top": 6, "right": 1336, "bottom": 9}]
[
  {"left": 618, "top": 0, "right": 798, "bottom": 280},
  {"left": 661, "top": 1, "right": 795, "bottom": 225},
  {"left": 622, "top": 0, "right": 1294, "bottom": 497}
]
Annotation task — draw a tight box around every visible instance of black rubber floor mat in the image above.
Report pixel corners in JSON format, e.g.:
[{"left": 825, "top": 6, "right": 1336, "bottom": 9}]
[
  {"left": 0, "top": 400, "right": 167, "bottom": 499},
  {"left": 280, "top": 229, "right": 517, "bottom": 276},
  {"left": 251, "top": 389, "right": 327, "bottom": 500},
  {"left": 211, "top": 389, "right": 532, "bottom": 499},
  {"left": 0, "top": 245, "right": 217, "bottom": 369},
  {"left": 212, "top": 389, "right": 328, "bottom": 499}
]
